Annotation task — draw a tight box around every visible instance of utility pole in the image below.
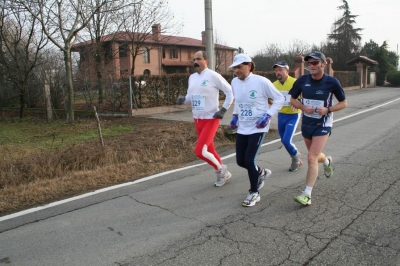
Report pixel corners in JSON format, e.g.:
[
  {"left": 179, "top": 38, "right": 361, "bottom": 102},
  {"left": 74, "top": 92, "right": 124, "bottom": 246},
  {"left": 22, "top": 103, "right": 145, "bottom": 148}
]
[{"left": 204, "top": 0, "right": 215, "bottom": 70}]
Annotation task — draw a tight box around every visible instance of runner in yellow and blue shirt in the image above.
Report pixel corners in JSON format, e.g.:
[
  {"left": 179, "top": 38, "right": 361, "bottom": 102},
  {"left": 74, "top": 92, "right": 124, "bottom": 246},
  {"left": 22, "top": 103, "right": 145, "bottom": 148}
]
[{"left": 272, "top": 61, "right": 303, "bottom": 172}]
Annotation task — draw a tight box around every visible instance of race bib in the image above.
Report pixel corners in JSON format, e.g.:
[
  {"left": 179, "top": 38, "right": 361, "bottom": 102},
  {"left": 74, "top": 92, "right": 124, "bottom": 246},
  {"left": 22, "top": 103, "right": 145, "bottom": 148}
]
[
  {"left": 238, "top": 103, "right": 256, "bottom": 121},
  {"left": 303, "top": 98, "right": 324, "bottom": 119},
  {"left": 281, "top": 91, "right": 291, "bottom": 106},
  {"left": 191, "top": 94, "right": 205, "bottom": 111}
]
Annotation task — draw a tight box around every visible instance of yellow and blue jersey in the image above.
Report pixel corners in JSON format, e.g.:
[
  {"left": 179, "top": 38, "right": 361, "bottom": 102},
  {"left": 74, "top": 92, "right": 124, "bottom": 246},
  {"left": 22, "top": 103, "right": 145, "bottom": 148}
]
[{"left": 273, "top": 76, "right": 301, "bottom": 114}]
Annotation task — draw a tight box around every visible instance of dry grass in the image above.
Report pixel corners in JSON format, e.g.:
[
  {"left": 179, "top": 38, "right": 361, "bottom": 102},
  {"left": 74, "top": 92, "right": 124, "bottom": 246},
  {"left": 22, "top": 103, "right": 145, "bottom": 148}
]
[{"left": 2, "top": 115, "right": 267, "bottom": 216}]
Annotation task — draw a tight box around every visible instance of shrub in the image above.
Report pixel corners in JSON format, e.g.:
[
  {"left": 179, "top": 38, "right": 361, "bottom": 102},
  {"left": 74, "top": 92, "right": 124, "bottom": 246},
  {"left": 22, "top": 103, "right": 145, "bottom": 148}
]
[
  {"left": 387, "top": 71, "right": 400, "bottom": 86},
  {"left": 334, "top": 71, "right": 359, "bottom": 87}
]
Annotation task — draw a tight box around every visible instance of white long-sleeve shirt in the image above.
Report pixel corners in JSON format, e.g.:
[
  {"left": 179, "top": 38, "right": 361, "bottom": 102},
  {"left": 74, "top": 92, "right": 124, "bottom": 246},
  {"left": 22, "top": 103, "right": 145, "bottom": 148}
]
[
  {"left": 232, "top": 73, "right": 284, "bottom": 135},
  {"left": 184, "top": 68, "right": 233, "bottom": 119}
]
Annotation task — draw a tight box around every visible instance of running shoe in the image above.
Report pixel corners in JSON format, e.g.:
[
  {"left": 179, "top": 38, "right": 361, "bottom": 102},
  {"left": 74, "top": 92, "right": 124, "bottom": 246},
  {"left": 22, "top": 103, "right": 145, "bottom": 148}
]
[
  {"left": 294, "top": 191, "right": 311, "bottom": 206},
  {"left": 257, "top": 168, "right": 272, "bottom": 190},
  {"left": 242, "top": 191, "right": 260, "bottom": 207},
  {"left": 215, "top": 164, "right": 232, "bottom": 187},
  {"left": 289, "top": 154, "right": 303, "bottom": 172},
  {"left": 324, "top": 156, "right": 333, "bottom": 178}
]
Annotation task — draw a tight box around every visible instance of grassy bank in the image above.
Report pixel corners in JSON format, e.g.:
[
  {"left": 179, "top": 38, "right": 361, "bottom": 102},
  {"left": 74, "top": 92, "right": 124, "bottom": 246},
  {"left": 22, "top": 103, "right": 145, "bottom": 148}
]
[{"left": 0, "top": 115, "right": 239, "bottom": 216}]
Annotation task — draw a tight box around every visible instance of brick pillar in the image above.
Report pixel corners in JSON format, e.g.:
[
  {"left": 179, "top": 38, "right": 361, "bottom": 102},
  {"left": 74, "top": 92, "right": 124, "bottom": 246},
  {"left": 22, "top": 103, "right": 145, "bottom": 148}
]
[
  {"left": 152, "top": 24, "right": 161, "bottom": 41},
  {"left": 201, "top": 31, "right": 206, "bottom": 45},
  {"left": 294, "top": 55, "right": 304, "bottom": 79},
  {"left": 326, "top": 57, "right": 334, "bottom": 76}
]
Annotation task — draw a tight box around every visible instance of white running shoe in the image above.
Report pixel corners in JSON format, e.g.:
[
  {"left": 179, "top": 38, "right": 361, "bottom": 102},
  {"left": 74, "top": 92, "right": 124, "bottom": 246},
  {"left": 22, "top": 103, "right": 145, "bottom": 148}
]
[
  {"left": 242, "top": 191, "right": 261, "bottom": 207},
  {"left": 214, "top": 164, "right": 232, "bottom": 187},
  {"left": 324, "top": 156, "right": 333, "bottom": 178},
  {"left": 257, "top": 168, "right": 271, "bottom": 190}
]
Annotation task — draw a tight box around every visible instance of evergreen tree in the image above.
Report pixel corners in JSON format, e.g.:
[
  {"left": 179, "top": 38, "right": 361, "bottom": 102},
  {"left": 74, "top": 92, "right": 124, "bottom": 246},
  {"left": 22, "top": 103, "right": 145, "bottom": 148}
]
[
  {"left": 362, "top": 40, "right": 399, "bottom": 69},
  {"left": 369, "top": 41, "right": 397, "bottom": 85},
  {"left": 387, "top": 51, "right": 399, "bottom": 69},
  {"left": 361, "top": 39, "right": 379, "bottom": 57},
  {"left": 327, "top": 0, "right": 363, "bottom": 70}
]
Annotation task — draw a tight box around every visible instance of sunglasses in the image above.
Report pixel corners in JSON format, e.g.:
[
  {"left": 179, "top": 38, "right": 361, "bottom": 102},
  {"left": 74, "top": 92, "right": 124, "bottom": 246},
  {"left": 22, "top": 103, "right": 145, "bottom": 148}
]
[{"left": 307, "top": 61, "right": 321, "bottom": 66}]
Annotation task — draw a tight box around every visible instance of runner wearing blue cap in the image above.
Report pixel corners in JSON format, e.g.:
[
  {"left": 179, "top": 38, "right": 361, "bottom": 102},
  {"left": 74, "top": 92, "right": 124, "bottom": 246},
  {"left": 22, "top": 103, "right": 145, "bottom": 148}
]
[{"left": 289, "top": 51, "right": 347, "bottom": 206}]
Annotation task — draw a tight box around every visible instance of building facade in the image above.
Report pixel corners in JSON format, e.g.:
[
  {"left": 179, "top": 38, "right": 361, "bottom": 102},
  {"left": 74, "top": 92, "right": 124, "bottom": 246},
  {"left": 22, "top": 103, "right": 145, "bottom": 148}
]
[{"left": 72, "top": 24, "right": 237, "bottom": 81}]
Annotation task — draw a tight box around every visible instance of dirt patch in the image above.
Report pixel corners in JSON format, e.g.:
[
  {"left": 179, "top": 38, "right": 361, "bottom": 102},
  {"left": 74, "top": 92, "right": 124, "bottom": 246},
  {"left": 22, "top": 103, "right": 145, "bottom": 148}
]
[{"left": 0, "top": 115, "right": 279, "bottom": 216}]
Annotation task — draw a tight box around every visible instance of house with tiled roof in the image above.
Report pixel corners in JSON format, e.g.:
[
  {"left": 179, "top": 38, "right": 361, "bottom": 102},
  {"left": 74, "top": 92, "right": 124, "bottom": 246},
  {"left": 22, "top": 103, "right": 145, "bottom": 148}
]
[{"left": 71, "top": 24, "right": 237, "bottom": 80}]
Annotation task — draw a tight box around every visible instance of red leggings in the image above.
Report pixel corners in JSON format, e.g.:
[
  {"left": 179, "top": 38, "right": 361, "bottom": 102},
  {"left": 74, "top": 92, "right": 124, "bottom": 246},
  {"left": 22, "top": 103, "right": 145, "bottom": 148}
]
[{"left": 194, "top": 119, "right": 222, "bottom": 170}]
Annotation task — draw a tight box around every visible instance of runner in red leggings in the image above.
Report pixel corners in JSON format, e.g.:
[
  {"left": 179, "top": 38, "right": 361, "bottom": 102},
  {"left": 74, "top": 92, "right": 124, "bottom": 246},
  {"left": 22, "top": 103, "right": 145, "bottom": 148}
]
[{"left": 177, "top": 51, "right": 234, "bottom": 187}]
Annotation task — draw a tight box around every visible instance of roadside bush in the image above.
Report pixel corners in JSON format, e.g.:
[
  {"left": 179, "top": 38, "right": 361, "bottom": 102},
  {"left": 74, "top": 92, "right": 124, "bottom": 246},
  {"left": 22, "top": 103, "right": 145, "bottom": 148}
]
[
  {"left": 4, "top": 69, "right": 363, "bottom": 115},
  {"left": 387, "top": 71, "right": 400, "bottom": 86},
  {"left": 334, "top": 71, "right": 359, "bottom": 87}
]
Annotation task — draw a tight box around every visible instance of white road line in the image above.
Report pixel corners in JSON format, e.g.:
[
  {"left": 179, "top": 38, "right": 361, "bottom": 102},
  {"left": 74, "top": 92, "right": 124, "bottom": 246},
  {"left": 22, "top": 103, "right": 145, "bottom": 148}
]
[
  {"left": 2, "top": 97, "right": 400, "bottom": 222},
  {"left": 268, "top": 97, "right": 400, "bottom": 141}
]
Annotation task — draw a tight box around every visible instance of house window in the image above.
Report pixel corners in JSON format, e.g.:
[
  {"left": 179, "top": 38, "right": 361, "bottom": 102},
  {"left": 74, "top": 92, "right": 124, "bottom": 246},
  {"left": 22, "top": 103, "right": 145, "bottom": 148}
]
[
  {"left": 119, "top": 44, "right": 128, "bottom": 57},
  {"left": 80, "top": 52, "right": 86, "bottom": 62},
  {"left": 143, "top": 47, "right": 150, "bottom": 63},
  {"left": 103, "top": 43, "right": 112, "bottom": 62},
  {"left": 162, "top": 48, "right": 165, "bottom": 59},
  {"left": 170, "top": 49, "right": 177, "bottom": 59}
]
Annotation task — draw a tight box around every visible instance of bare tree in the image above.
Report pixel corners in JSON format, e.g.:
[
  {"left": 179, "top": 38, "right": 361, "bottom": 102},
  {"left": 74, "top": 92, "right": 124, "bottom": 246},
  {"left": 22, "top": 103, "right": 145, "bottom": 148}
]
[
  {"left": 214, "top": 30, "right": 226, "bottom": 46},
  {"left": 0, "top": 0, "right": 49, "bottom": 118},
  {"left": 116, "top": 0, "right": 178, "bottom": 76},
  {"left": 214, "top": 30, "right": 227, "bottom": 71},
  {"left": 252, "top": 43, "right": 283, "bottom": 71},
  {"left": 281, "top": 39, "right": 312, "bottom": 66},
  {"left": 82, "top": 1, "right": 121, "bottom": 104},
  {"left": 252, "top": 40, "right": 312, "bottom": 71},
  {"left": 284, "top": 40, "right": 311, "bottom": 57},
  {"left": 15, "top": 0, "right": 129, "bottom": 123},
  {"left": 35, "top": 48, "right": 67, "bottom": 109}
]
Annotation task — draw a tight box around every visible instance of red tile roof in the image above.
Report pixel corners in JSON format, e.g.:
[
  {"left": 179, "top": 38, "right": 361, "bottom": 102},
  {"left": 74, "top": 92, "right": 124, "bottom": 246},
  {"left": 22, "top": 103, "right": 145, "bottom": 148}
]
[
  {"left": 346, "top": 56, "right": 378, "bottom": 66},
  {"left": 72, "top": 31, "right": 236, "bottom": 51}
]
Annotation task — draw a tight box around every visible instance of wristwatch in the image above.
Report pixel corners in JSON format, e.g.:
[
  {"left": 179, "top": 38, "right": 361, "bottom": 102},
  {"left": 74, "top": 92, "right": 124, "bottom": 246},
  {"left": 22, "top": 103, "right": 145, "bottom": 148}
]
[{"left": 327, "top": 107, "right": 332, "bottom": 114}]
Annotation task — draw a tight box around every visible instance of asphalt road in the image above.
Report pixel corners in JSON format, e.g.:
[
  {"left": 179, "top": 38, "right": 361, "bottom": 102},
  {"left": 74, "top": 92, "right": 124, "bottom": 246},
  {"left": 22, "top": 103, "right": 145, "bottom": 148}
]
[{"left": 1, "top": 86, "right": 400, "bottom": 266}]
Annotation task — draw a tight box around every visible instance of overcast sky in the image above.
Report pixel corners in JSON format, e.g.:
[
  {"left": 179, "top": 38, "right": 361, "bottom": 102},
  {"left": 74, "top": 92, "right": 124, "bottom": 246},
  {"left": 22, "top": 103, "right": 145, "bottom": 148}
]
[{"left": 166, "top": 0, "right": 400, "bottom": 60}]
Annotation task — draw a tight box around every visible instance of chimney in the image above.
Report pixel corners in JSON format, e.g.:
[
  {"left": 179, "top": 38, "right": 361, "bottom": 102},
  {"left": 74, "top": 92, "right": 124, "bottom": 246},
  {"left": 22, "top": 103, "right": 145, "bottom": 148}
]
[
  {"left": 201, "top": 31, "right": 206, "bottom": 45},
  {"left": 152, "top": 24, "right": 161, "bottom": 41}
]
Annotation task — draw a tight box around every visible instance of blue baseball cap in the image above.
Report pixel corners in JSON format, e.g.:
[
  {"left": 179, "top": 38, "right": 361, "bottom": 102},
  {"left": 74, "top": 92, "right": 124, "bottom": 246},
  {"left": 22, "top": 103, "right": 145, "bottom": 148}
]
[
  {"left": 273, "top": 61, "right": 289, "bottom": 69},
  {"left": 304, "top": 51, "right": 326, "bottom": 62}
]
